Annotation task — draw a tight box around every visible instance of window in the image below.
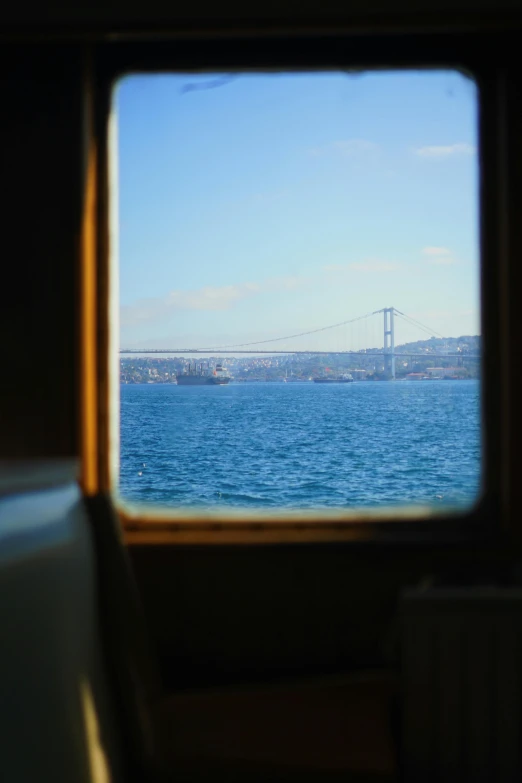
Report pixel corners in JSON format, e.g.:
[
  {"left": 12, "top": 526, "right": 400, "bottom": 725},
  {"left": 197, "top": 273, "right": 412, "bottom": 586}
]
[{"left": 113, "top": 68, "right": 483, "bottom": 520}]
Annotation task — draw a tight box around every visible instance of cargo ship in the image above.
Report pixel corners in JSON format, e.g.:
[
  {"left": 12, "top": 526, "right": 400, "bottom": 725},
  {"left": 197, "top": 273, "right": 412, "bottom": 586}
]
[
  {"left": 176, "top": 363, "right": 230, "bottom": 386},
  {"left": 313, "top": 373, "right": 354, "bottom": 384}
]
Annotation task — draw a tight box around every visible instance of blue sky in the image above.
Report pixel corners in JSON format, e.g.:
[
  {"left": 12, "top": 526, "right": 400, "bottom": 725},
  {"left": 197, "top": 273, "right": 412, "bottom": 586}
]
[{"left": 116, "top": 70, "right": 479, "bottom": 352}]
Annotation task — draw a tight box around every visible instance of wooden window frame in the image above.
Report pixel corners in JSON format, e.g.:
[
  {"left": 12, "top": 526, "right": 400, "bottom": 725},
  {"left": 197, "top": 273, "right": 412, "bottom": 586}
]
[{"left": 80, "top": 31, "right": 521, "bottom": 547}]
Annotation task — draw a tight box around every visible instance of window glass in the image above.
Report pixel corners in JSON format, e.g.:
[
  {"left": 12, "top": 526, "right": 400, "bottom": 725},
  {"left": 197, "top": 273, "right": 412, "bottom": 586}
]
[{"left": 116, "top": 70, "right": 480, "bottom": 512}]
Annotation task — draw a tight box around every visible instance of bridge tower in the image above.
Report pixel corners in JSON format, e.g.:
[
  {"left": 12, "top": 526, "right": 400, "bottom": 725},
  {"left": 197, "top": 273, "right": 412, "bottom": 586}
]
[{"left": 383, "top": 307, "right": 395, "bottom": 379}]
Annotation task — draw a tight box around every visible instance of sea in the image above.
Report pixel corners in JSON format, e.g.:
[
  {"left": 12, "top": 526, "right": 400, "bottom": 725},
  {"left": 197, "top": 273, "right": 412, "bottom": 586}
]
[{"left": 119, "top": 380, "right": 481, "bottom": 511}]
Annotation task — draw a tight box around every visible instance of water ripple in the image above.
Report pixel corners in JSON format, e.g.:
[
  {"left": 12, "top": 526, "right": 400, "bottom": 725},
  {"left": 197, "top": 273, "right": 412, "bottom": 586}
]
[{"left": 119, "top": 381, "right": 481, "bottom": 511}]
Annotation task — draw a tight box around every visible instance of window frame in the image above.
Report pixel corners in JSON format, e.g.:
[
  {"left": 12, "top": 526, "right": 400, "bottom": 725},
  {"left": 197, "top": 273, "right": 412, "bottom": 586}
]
[{"left": 82, "top": 32, "right": 519, "bottom": 547}]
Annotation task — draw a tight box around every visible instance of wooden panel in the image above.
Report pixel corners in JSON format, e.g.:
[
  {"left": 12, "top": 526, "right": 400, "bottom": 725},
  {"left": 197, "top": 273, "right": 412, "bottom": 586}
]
[
  {"left": 401, "top": 590, "right": 522, "bottom": 782},
  {"left": 128, "top": 544, "right": 511, "bottom": 690},
  {"left": 0, "top": 46, "right": 85, "bottom": 458},
  {"left": 156, "top": 671, "right": 398, "bottom": 781}
]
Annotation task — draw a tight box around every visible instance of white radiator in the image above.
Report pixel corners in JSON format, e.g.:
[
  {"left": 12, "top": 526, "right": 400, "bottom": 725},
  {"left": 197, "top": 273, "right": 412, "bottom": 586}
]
[{"left": 401, "top": 588, "right": 522, "bottom": 783}]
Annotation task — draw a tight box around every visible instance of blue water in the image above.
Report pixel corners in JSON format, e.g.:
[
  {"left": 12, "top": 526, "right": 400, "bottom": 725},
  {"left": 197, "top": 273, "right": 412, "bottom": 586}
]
[{"left": 119, "top": 381, "right": 481, "bottom": 510}]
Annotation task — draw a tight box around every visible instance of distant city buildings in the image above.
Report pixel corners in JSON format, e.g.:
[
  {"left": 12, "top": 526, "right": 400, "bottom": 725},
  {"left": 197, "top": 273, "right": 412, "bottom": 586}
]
[{"left": 120, "top": 335, "right": 480, "bottom": 383}]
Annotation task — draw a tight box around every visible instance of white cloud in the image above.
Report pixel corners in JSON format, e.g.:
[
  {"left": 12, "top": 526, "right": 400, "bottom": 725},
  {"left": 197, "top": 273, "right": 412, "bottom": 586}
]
[
  {"left": 414, "top": 143, "right": 476, "bottom": 158},
  {"left": 423, "top": 246, "right": 452, "bottom": 256},
  {"left": 422, "top": 246, "right": 456, "bottom": 265},
  {"left": 121, "top": 275, "right": 307, "bottom": 327},
  {"left": 171, "top": 283, "right": 259, "bottom": 309}
]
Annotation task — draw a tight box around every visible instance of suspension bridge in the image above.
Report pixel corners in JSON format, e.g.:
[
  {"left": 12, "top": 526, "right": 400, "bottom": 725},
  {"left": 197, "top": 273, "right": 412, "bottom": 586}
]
[{"left": 120, "top": 307, "right": 478, "bottom": 380}]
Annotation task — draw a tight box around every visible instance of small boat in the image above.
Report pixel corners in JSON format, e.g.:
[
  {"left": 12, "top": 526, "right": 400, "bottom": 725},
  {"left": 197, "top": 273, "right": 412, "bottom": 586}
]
[
  {"left": 176, "top": 362, "right": 231, "bottom": 386},
  {"left": 313, "top": 373, "right": 354, "bottom": 384}
]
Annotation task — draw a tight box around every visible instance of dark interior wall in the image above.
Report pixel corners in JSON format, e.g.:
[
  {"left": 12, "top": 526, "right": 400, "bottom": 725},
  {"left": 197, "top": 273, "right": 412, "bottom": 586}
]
[
  {"left": 0, "top": 0, "right": 518, "bottom": 470},
  {"left": 0, "top": 0, "right": 521, "bottom": 30},
  {"left": 0, "top": 46, "right": 84, "bottom": 458},
  {"left": 0, "top": 15, "right": 520, "bottom": 783},
  {"left": 129, "top": 543, "right": 512, "bottom": 690},
  {"left": 1, "top": 20, "right": 520, "bottom": 711}
]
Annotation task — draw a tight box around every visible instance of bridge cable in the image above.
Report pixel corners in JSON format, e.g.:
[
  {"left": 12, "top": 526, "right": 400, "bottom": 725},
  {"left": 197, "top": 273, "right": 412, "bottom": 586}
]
[
  {"left": 394, "top": 313, "right": 435, "bottom": 339},
  {"left": 395, "top": 311, "right": 445, "bottom": 340},
  {"left": 195, "top": 310, "right": 377, "bottom": 351}
]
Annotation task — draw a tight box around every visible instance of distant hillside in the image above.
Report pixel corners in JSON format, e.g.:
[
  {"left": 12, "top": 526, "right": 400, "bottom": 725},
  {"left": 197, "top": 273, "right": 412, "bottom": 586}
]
[
  {"left": 120, "top": 334, "right": 481, "bottom": 383},
  {"left": 394, "top": 335, "right": 480, "bottom": 354}
]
